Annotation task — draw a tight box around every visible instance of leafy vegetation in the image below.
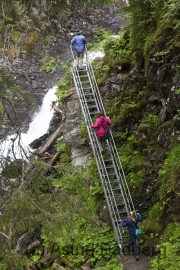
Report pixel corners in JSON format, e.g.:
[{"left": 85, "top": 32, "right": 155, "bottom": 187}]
[
  {"left": 150, "top": 223, "right": 180, "bottom": 270},
  {"left": 40, "top": 55, "right": 61, "bottom": 73},
  {"left": 55, "top": 66, "right": 72, "bottom": 104},
  {"left": 0, "top": 157, "right": 122, "bottom": 269}
]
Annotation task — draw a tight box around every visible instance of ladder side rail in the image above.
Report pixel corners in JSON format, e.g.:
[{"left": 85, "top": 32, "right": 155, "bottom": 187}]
[
  {"left": 72, "top": 69, "right": 100, "bottom": 153},
  {"left": 71, "top": 45, "right": 104, "bottom": 115},
  {"left": 112, "top": 150, "right": 136, "bottom": 213},
  {"left": 102, "top": 172, "right": 124, "bottom": 223},
  {"left": 103, "top": 138, "right": 132, "bottom": 215},
  {"left": 101, "top": 173, "right": 126, "bottom": 254},
  {"left": 70, "top": 45, "right": 75, "bottom": 62},
  {"left": 96, "top": 163, "right": 125, "bottom": 252},
  {"left": 84, "top": 68, "right": 103, "bottom": 112},
  {"left": 77, "top": 66, "right": 101, "bottom": 112},
  {"left": 83, "top": 49, "right": 105, "bottom": 112},
  {"left": 104, "top": 148, "right": 130, "bottom": 220},
  {"left": 91, "top": 140, "right": 128, "bottom": 234},
  {"left": 71, "top": 68, "right": 97, "bottom": 127},
  {"left": 73, "top": 66, "right": 102, "bottom": 115},
  {"left": 106, "top": 136, "right": 136, "bottom": 213},
  {"left": 86, "top": 126, "right": 126, "bottom": 228},
  {"left": 86, "top": 63, "right": 105, "bottom": 112},
  {"left": 71, "top": 67, "right": 84, "bottom": 99}
]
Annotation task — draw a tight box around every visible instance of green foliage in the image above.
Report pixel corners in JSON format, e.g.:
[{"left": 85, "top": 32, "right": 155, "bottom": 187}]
[
  {"left": 0, "top": 252, "right": 29, "bottom": 270},
  {"left": 173, "top": 109, "right": 180, "bottom": 121},
  {"left": 95, "top": 63, "right": 111, "bottom": 85},
  {"left": 158, "top": 144, "right": 180, "bottom": 197},
  {"left": 103, "top": 35, "right": 131, "bottom": 63},
  {"left": 146, "top": 114, "right": 160, "bottom": 129},
  {"left": 55, "top": 67, "right": 72, "bottom": 104},
  {"left": 69, "top": 226, "right": 118, "bottom": 268},
  {"left": 126, "top": 0, "right": 153, "bottom": 49},
  {"left": 39, "top": 163, "right": 118, "bottom": 268},
  {"left": 40, "top": 55, "right": 61, "bottom": 73},
  {"left": 144, "top": 145, "right": 180, "bottom": 244},
  {"left": 106, "top": 95, "right": 145, "bottom": 128},
  {"left": 45, "top": 35, "right": 54, "bottom": 43},
  {"left": 97, "top": 256, "right": 123, "bottom": 270},
  {"left": 125, "top": 0, "right": 180, "bottom": 52},
  {"left": 119, "top": 144, "right": 145, "bottom": 191},
  {"left": 150, "top": 50, "right": 171, "bottom": 64},
  {"left": 55, "top": 140, "right": 72, "bottom": 163},
  {"left": 80, "top": 120, "right": 89, "bottom": 144},
  {"left": 144, "top": 202, "right": 162, "bottom": 236},
  {"left": 150, "top": 223, "right": 180, "bottom": 270},
  {"left": 159, "top": 0, "right": 180, "bottom": 29},
  {"left": 175, "top": 88, "right": 180, "bottom": 94}
]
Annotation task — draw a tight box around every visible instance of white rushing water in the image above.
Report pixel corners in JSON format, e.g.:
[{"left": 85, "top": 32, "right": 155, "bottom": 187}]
[{"left": 1, "top": 86, "right": 57, "bottom": 159}]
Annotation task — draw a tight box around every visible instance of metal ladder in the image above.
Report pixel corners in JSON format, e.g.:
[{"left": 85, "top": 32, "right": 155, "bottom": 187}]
[{"left": 70, "top": 46, "right": 136, "bottom": 255}]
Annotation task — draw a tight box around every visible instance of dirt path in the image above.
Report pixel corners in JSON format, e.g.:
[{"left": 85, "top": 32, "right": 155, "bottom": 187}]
[{"left": 120, "top": 254, "right": 150, "bottom": 270}]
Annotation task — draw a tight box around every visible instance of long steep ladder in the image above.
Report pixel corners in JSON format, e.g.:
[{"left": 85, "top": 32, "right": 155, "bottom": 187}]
[{"left": 70, "top": 46, "right": 136, "bottom": 255}]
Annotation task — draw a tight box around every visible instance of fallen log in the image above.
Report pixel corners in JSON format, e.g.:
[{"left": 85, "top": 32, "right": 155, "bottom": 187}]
[
  {"left": 47, "top": 151, "right": 61, "bottom": 166},
  {"left": 38, "top": 125, "right": 62, "bottom": 155},
  {"left": 51, "top": 101, "right": 62, "bottom": 113},
  {"left": 27, "top": 240, "right": 41, "bottom": 254}
]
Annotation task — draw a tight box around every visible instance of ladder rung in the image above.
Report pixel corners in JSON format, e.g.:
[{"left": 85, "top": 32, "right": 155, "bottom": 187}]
[
  {"left": 85, "top": 93, "right": 94, "bottom": 96},
  {"left": 107, "top": 172, "right": 116, "bottom": 176},
  {"left": 86, "top": 99, "right": 95, "bottom": 102},
  {"left": 111, "top": 202, "right": 125, "bottom": 206},
  {"left": 106, "top": 165, "right": 114, "bottom": 169},
  {"left": 81, "top": 81, "right": 90, "bottom": 84},
  {"left": 90, "top": 111, "right": 99, "bottom": 115},
  {"left": 104, "top": 179, "right": 118, "bottom": 184},
  {"left": 83, "top": 87, "right": 92, "bottom": 90},
  {"left": 103, "top": 158, "right": 113, "bottom": 162},
  {"left": 122, "top": 242, "right": 131, "bottom": 247},
  {"left": 108, "top": 194, "right": 123, "bottom": 200},
  {"left": 112, "top": 186, "right": 121, "bottom": 190},
  {"left": 77, "top": 75, "right": 88, "bottom": 78},
  {"left": 113, "top": 209, "right": 127, "bottom": 214},
  {"left": 88, "top": 105, "right": 97, "bottom": 109}
]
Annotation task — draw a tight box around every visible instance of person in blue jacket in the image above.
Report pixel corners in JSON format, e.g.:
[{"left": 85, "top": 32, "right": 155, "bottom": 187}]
[
  {"left": 120, "top": 211, "right": 142, "bottom": 261},
  {"left": 70, "top": 30, "right": 86, "bottom": 69}
]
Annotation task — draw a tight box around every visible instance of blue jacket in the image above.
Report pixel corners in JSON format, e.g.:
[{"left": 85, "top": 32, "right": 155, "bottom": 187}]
[
  {"left": 71, "top": 34, "right": 86, "bottom": 53},
  {"left": 121, "top": 213, "right": 142, "bottom": 236}
]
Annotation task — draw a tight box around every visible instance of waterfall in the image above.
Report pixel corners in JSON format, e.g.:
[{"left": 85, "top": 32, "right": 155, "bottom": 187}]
[{"left": 0, "top": 86, "right": 57, "bottom": 160}]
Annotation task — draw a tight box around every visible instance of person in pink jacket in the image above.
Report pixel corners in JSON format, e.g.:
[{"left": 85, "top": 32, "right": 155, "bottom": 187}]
[{"left": 91, "top": 112, "right": 112, "bottom": 153}]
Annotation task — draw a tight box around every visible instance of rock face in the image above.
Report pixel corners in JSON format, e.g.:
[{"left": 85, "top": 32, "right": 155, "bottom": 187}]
[{"left": 62, "top": 86, "right": 92, "bottom": 167}]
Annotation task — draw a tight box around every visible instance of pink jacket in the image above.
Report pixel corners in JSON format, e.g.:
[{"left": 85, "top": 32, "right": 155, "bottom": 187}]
[{"left": 91, "top": 116, "right": 112, "bottom": 137}]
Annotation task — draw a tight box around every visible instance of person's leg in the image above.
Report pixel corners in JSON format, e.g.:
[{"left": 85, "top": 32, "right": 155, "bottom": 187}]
[
  {"left": 101, "top": 137, "right": 106, "bottom": 151},
  {"left": 79, "top": 52, "right": 84, "bottom": 69},
  {"left": 130, "top": 235, "right": 139, "bottom": 259},
  {"left": 97, "top": 136, "right": 104, "bottom": 152},
  {"left": 76, "top": 52, "right": 80, "bottom": 68}
]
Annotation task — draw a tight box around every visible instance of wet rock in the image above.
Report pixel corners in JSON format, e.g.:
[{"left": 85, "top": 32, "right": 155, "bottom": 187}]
[{"left": 29, "top": 133, "right": 49, "bottom": 149}]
